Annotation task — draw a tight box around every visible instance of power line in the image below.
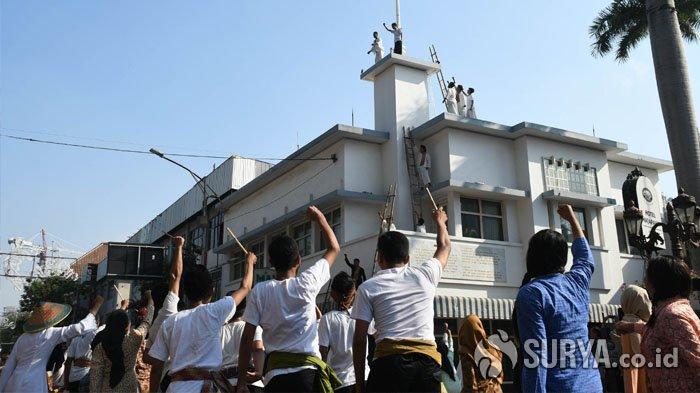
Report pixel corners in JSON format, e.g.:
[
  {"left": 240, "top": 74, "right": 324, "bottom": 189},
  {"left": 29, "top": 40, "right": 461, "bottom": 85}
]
[
  {"left": 0, "top": 133, "right": 336, "bottom": 162},
  {"left": 0, "top": 252, "right": 78, "bottom": 260}
]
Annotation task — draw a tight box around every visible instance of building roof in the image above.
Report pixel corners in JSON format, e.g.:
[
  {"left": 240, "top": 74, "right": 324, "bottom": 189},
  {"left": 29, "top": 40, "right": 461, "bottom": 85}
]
[
  {"left": 360, "top": 53, "right": 441, "bottom": 82},
  {"left": 217, "top": 124, "right": 389, "bottom": 212},
  {"left": 606, "top": 151, "right": 674, "bottom": 172},
  {"left": 411, "top": 113, "right": 628, "bottom": 153}
]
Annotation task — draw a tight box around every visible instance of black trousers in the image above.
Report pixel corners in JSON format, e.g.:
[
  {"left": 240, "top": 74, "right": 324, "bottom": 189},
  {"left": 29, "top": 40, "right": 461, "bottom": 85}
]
[
  {"left": 394, "top": 40, "right": 403, "bottom": 54},
  {"left": 335, "top": 384, "right": 355, "bottom": 393},
  {"left": 366, "top": 354, "right": 441, "bottom": 392},
  {"left": 265, "top": 369, "right": 319, "bottom": 392}
]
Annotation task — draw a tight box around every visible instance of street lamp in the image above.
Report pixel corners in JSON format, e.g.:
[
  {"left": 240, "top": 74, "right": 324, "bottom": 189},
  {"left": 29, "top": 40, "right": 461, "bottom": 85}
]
[
  {"left": 622, "top": 184, "right": 699, "bottom": 263},
  {"left": 149, "top": 148, "right": 222, "bottom": 265}
]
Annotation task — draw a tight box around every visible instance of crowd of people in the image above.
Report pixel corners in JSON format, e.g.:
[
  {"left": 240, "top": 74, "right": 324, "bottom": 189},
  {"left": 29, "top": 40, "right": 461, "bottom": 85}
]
[{"left": 0, "top": 204, "right": 699, "bottom": 393}]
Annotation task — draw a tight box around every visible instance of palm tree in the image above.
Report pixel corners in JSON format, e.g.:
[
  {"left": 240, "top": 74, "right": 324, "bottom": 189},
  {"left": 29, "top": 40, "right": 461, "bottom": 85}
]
[{"left": 590, "top": 0, "right": 700, "bottom": 199}]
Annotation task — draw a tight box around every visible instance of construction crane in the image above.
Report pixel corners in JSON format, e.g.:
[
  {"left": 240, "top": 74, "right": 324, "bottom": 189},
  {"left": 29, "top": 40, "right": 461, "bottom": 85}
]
[{"left": 3, "top": 229, "right": 82, "bottom": 291}]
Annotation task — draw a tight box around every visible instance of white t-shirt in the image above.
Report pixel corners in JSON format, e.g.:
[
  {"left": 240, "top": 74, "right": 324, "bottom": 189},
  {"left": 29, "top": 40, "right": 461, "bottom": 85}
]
[
  {"left": 149, "top": 297, "right": 236, "bottom": 392},
  {"left": 392, "top": 27, "right": 403, "bottom": 42},
  {"left": 446, "top": 87, "right": 457, "bottom": 102},
  {"left": 351, "top": 258, "right": 442, "bottom": 343},
  {"left": 66, "top": 327, "right": 101, "bottom": 382},
  {"left": 318, "top": 308, "right": 372, "bottom": 388},
  {"left": 243, "top": 258, "right": 330, "bottom": 381},
  {"left": 147, "top": 291, "right": 179, "bottom": 348},
  {"left": 220, "top": 321, "right": 263, "bottom": 387},
  {"left": 467, "top": 94, "right": 474, "bottom": 110}
]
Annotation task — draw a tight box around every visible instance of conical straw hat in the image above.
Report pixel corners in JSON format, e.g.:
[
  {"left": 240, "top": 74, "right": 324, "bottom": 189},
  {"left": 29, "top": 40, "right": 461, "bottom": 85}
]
[{"left": 23, "top": 302, "right": 72, "bottom": 333}]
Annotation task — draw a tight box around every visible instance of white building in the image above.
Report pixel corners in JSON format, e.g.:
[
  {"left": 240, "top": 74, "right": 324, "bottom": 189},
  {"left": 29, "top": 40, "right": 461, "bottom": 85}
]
[
  {"left": 127, "top": 53, "right": 673, "bottom": 362},
  {"left": 208, "top": 53, "right": 672, "bottom": 332}
]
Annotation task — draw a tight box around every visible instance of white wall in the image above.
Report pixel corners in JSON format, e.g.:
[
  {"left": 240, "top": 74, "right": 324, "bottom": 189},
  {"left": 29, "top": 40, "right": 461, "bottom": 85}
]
[{"left": 448, "top": 130, "right": 518, "bottom": 189}]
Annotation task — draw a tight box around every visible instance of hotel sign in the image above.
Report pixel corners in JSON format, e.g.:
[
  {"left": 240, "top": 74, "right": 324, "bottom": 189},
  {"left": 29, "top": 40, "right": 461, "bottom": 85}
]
[{"left": 622, "top": 172, "right": 665, "bottom": 249}]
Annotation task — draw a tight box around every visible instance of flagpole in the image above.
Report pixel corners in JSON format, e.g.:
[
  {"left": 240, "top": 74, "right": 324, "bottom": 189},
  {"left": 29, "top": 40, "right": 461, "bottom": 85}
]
[{"left": 395, "top": 0, "right": 401, "bottom": 26}]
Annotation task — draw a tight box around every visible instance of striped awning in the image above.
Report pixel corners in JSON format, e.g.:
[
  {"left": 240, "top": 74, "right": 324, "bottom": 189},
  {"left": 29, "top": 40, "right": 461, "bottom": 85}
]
[{"left": 434, "top": 295, "right": 619, "bottom": 323}]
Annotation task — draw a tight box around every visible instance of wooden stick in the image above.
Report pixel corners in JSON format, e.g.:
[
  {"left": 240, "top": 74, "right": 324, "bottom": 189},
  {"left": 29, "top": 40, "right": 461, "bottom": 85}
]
[
  {"left": 113, "top": 284, "right": 124, "bottom": 301},
  {"left": 226, "top": 227, "right": 248, "bottom": 255},
  {"left": 425, "top": 187, "right": 438, "bottom": 210}
]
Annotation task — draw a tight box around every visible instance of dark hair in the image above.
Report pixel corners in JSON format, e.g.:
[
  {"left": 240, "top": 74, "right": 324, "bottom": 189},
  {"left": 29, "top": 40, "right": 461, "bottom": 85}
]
[
  {"left": 526, "top": 229, "right": 567, "bottom": 278},
  {"left": 183, "top": 265, "right": 214, "bottom": 303},
  {"left": 377, "top": 231, "right": 409, "bottom": 265},
  {"left": 646, "top": 256, "right": 691, "bottom": 328},
  {"left": 468, "top": 87, "right": 475, "bottom": 94},
  {"left": 151, "top": 281, "right": 170, "bottom": 309},
  {"left": 268, "top": 235, "right": 300, "bottom": 272},
  {"left": 331, "top": 272, "right": 355, "bottom": 297},
  {"left": 437, "top": 339, "right": 455, "bottom": 380},
  {"left": 373, "top": 31, "right": 378, "bottom": 35},
  {"left": 417, "top": 217, "right": 425, "bottom": 225},
  {"left": 447, "top": 81, "right": 455, "bottom": 88},
  {"left": 92, "top": 310, "right": 129, "bottom": 388},
  {"left": 457, "top": 84, "right": 464, "bottom": 91},
  {"left": 391, "top": 22, "right": 397, "bottom": 28},
  {"left": 420, "top": 144, "right": 427, "bottom": 152}
]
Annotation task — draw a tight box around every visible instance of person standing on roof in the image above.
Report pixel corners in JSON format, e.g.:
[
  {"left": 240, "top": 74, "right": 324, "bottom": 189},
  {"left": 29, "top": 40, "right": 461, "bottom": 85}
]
[
  {"left": 367, "top": 32, "right": 384, "bottom": 63},
  {"left": 383, "top": 22, "right": 403, "bottom": 54},
  {"left": 444, "top": 82, "right": 458, "bottom": 114}
]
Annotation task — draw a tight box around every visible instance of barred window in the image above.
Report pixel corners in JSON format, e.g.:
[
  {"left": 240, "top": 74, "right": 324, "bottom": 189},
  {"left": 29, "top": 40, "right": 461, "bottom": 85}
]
[
  {"left": 460, "top": 198, "right": 504, "bottom": 241},
  {"left": 293, "top": 222, "right": 312, "bottom": 256},
  {"left": 319, "top": 208, "right": 342, "bottom": 250},
  {"left": 543, "top": 157, "right": 599, "bottom": 196}
]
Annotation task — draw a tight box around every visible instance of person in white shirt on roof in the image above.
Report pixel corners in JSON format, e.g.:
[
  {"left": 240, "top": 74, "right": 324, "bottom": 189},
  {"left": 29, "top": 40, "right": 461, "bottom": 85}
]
[
  {"left": 383, "top": 22, "right": 403, "bottom": 54},
  {"left": 0, "top": 296, "right": 104, "bottom": 393},
  {"left": 351, "top": 206, "right": 451, "bottom": 393},
  {"left": 456, "top": 85, "right": 467, "bottom": 117},
  {"left": 418, "top": 144, "right": 432, "bottom": 188},
  {"left": 318, "top": 272, "right": 373, "bottom": 393},
  {"left": 148, "top": 245, "right": 257, "bottom": 392},
  {"left": 444, "top": 81, "right": 458, "bottom": 114},
  {"left": 367, "top": 31, "right": 384, "bottom": 63},
  {"left": 236, "top": 205, "right": 342, "bottom": 393},
  {"left": 220, "top": 295, "right": 265, "bottom": 392},
  {"left": 145, "top": 235, "right": 185, "bottom": 393},
  {"left": 466, "top": 87, "right": 476, "bottom": 119}
]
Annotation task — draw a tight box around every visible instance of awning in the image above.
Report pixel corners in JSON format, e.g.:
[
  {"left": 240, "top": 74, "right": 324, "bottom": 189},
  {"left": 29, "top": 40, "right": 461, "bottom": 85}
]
[{"left": 434, "top": 295, "right": 619, "bottom": 323}]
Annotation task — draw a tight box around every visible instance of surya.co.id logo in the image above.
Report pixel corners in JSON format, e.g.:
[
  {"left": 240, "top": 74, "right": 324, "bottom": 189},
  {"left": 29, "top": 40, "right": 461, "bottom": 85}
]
[{"left": 474, "top": 329, "right": 518, "bottom": 378}]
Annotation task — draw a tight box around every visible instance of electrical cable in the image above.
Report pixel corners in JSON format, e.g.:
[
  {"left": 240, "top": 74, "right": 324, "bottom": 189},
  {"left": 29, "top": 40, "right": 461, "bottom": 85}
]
[{"left": 0, "top": 133, "right": 336, "bottom": 162}]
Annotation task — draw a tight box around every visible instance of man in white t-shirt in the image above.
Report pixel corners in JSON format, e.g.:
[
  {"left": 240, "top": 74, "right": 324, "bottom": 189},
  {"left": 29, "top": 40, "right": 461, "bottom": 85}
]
[
  {"left": 319, "top": 272, "right": 372, "bottom": 393},
  {"left": 383, "top": 22, "right": 403, "bottom": 54},
  {"left": 466, "top": 87, "right": 476, "bottom": 118},
  {"left": 145, "top": 236, "right": 184, "bottom": 392},
  {"left": 237, "top": 206, "right": 341, "bottom": 393},
  {"left": 351, "top": 207, "right": 451, "bottom": 393},
  {"left": 444, "top": 82, "right": 458, "bottom": 114},
  {"left": 63, "top": 325, "right": 101, "bottom": 392},
  {"left": 220, "top": 296, "right": 265, "bottom": 392},
  {"left": 418, "top": 144, "right": 432, "bottom": 188},
  {"left": 149, "top": 249, "right": 257, "bottom": 392}
]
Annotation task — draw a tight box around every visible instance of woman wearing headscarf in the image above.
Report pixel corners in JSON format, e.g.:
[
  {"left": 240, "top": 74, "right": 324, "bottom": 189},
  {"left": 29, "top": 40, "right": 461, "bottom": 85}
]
[
  {"left": 0, "top": 296, "right": 103, "bottom": 393},
  {"left": 457, "top": 315, "right": 503, "bottom": 393},
  {"left": 619, "top": 285, "right": 651, "bottom": 393},
  {"left": 616, "top": 256, "right": 700, "bottom": 392},
  {"left": 90, "top": 291, "right": 154, "bottom": 392}
]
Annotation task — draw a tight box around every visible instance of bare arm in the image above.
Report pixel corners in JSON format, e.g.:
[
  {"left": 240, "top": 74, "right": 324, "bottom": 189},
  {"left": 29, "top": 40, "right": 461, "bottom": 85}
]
[
  {"left": 63, "top": 357, "right": 72, "bottom": 389},
  {"left": 557, "top": 205, "right": 584, "bottom": 240},
  {"left": 237, "top": 323, "right": 257, "bottom": 390},
  {"left": 308, "top": 205, "right": 340, "bottom": 265},
  {"left": 382, "top": 23, "right": 392, "bottom": 32},
  {"left": 231, "top": 252, "right": 257, "bottom": 305},
  {"left": 320, "top": 346, "right": 329, "bottom": 362},
  {"left": 149, "top": 359, "right": 164, "bottom": 393},
  {"left": 169, "top": 236, "right": 185, "bottom": 294},
  {"left": 432, "top": 207, "right": 451, "bottom": 268},
  {"left": 246, "top": 340, "right": 265, "bottom": 384},
  {"left": 353, "top": 320, "right": 370, "bottom": 393}
]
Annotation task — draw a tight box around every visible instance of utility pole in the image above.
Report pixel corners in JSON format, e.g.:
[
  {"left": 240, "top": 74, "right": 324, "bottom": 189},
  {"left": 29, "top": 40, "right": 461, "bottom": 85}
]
[{"left": 395, "top": 0, "right": 401, "bottom": 26}]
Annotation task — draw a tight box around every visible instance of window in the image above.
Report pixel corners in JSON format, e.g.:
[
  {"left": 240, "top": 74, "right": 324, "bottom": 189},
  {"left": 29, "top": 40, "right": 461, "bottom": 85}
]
[
  {"left": 560, "top": 207, "right": 589, "bottom": 242},
  {"left": 209, "top": 213, "right": 225, "bottom": 249},
  {"left": 188, "top": 227, "right": 205, "bottom": 253},
  {"left": 249, "top": 240, "right": 266, "bottom": 268},
  {"left": 228, "top": 251, "right": 245, "bottom": 281},
  {"left": 293, "top": 222, "right": 312, "bottom": 256},
  {"left": 460, "top": 198, "right": 504, "bottom": 241},
  {"left": 543, "top": 158, "right": 599, "bottom": 196},
  {"left": 615, "top": 219, "right": 629, "bottom": 253},
  {"left": 319, "top": 208, "right": 342, "bottom": 250}
]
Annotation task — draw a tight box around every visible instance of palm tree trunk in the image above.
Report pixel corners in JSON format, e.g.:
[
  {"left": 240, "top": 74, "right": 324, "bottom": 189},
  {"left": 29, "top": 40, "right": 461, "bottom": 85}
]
[{"left": 646, "top": 0, "right": 700, "bottom": 199}]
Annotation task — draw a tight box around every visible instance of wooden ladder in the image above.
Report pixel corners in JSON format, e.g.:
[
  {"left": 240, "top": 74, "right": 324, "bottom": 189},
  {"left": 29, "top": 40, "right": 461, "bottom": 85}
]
[{"left": 403, "top": 127, "right": 424, "bottom": 229}]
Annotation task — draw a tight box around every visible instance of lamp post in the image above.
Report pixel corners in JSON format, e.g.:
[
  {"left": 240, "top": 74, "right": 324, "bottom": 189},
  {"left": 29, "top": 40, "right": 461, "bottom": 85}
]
[
  {"left": 622, "top": 186, "right": 699, "bottom": 263},
  {"left": 149, "top": 148, "right": 222, "bottom": 265}
]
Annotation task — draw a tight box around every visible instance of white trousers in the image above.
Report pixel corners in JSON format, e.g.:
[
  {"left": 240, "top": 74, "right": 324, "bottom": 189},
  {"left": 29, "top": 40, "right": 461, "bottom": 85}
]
[
  {"left": 418, "top": 165, "right": 431, "bottom": 186},
  {"left": 446, "top": 100, "right": 458, "bottom": 114}
]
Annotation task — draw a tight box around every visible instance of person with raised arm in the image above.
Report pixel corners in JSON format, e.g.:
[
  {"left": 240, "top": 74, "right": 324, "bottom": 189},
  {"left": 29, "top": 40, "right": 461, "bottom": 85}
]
[
  {"left": 0, "top": 295, "right": 104, "bottom": 393},
  {"left": 516, "top": 204, "right": 601, "bottom": 393},
  {"left": 145, "top": 235, "right": 184, "bottom": 392},
  {"left": 237, "top": 205, "right": 341, "bottom": 393},
  {"left": 351, "top": 207, "right": 450, "bottom": 393},
  {"left": 148, "top": 245, "right": 257, "bottom": 392},
  {"left": 382, "top": 22, "right": 403, "bottom": 54}
]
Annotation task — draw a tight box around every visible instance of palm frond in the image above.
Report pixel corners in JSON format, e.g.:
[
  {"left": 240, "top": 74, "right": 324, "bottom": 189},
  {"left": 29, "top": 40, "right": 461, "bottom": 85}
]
[
  {"left": 677, "top": 0, "right": 700, "bottom": 42},
  {"left": 589, "top": 0, "right": 647, "bottom": 59},
  {"left": 616, "top": 20, "right": 649, "bottom": 60}
]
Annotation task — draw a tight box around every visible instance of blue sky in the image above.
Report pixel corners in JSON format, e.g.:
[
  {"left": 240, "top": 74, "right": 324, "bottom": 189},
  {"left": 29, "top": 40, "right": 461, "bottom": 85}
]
[{"left": 1, "top": 1, "right": 698, "bottom": 308}]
